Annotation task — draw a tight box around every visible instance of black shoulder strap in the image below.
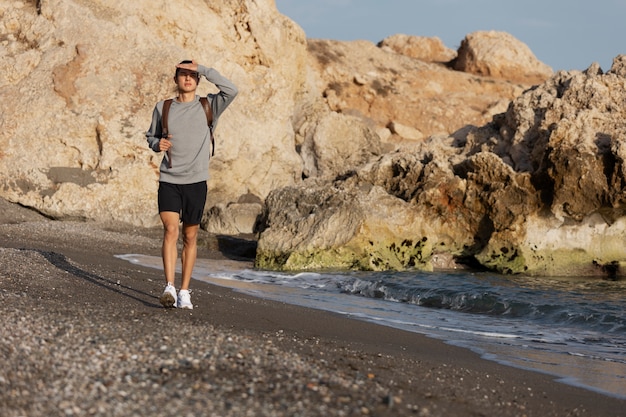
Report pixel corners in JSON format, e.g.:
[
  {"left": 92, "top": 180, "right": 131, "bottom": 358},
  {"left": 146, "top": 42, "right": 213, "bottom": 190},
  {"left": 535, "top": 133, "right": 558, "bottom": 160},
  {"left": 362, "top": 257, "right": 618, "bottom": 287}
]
[{"left": 199, "top": 97, "right": 215, "bottom": 156}]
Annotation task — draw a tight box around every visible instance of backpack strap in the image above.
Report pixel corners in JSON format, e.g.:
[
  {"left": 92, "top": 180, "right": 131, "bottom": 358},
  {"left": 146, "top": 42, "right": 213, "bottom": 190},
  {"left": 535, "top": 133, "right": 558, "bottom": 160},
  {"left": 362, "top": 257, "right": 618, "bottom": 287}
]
[
  {"left": 161, "top": 99, "right": 173, "bottom": 168},
  {"left": 162, "top": 99, "right": 173, "bottom": 134},
  {"left": 199, "top": 97, "right": 215, "bottom": 156}
]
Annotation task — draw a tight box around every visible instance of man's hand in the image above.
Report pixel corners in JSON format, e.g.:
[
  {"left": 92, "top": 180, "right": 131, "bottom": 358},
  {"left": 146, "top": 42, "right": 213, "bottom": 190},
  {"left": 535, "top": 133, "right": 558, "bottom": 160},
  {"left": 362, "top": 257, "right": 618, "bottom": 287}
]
[
  {"left": 176, "top": 60, "right": 198, "bottom": 72},
  {"left": 159, "top": 137, "right": 172, "bottom": 151}
]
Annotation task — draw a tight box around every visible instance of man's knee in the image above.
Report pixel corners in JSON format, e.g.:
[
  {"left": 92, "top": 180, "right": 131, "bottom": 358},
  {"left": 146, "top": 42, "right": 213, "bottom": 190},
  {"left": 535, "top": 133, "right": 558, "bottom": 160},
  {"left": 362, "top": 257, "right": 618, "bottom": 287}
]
[
  {"left": 164, "top": 225, "right": 179, "bottom": 239},
  {"left": 161, "top": 218, "right": 179, "bottom": 241},
  {"left": 182, "top": 224, "right": 199, "bottom": 245}
]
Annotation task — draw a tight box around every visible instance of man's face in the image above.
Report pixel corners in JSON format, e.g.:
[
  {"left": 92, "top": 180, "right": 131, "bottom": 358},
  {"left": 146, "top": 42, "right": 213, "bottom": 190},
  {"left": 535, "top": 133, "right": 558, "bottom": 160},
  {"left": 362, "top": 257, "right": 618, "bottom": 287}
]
[{"left": 175, "top": 70, "right": 199, "bottom": 93}]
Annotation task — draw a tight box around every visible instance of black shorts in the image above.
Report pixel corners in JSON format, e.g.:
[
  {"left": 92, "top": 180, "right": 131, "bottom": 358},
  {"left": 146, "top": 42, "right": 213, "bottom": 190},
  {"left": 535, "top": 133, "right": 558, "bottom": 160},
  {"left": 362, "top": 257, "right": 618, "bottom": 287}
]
[{"left": 158, "top": 181, "right": 207, "bottom": 224}]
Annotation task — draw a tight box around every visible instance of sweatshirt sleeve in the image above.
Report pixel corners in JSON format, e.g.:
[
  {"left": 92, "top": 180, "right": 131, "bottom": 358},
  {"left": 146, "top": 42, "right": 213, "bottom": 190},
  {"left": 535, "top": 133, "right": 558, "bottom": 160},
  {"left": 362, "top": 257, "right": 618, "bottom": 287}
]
[
  {"left": 197, "top": 65, "right": 238, "bottom": 125},
  {"left": 146, "top": 102, "right": 163, "bottom": 152}
]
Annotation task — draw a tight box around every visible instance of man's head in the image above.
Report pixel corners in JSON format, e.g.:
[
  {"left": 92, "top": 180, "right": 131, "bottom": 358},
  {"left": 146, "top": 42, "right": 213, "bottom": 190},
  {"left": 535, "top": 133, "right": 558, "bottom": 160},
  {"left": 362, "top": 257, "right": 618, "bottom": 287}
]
[
  {"left": 175, "top": 60, "right": 199, "bottom": 80},
  {"left": 174, "top": 60, "right": 200, "bottom": 93}
]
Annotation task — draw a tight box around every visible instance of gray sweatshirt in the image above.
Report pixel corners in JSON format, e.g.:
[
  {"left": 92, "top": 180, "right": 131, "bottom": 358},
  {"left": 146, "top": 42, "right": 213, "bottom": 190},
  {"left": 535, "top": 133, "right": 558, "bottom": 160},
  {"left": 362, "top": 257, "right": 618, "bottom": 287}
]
[{"left": 146, "top": 66, "right": 238, "bottom": 184}]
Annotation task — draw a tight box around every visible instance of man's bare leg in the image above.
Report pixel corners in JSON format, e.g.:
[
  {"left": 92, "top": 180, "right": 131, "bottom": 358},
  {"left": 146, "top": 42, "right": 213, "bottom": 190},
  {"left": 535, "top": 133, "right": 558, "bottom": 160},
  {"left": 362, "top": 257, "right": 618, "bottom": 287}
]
[
  {"left": 180, "top": 223, "right": 199, "bottom": 291},
  {"left": 159, "top": 211, "right": 180, "bottom": 307}
]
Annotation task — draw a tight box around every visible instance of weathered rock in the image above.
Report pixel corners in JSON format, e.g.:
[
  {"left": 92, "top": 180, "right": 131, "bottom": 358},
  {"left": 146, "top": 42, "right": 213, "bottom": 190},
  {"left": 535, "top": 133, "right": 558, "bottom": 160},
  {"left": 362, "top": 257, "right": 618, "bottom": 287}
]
[
  {"left": 378, "top": 34, "right": 457, "bottom": 63},
  {"left": 256, "top": 177, "right": 448, "bottom": 272},
  {"left": 202, "top": 202, "right": 263, "bottom": 235},
  {"left": 388, "top": 122, "right": 424, "bottom": 141},
  {"left": 299, "top": 111, "right": 384, "bottom": 179},
  {"left": 306, "top": 38, "right": 529, "bottom": 149},
  {"left": 257, "top": 58, "right": 626, "bottom": 277},
  {"left": 0, "top": 197, "right": 49, "bottom": 224},
  {"left": 460, "top": 58, "right": 626, "bottom": 275},
  {"left": 454, "top": 31, "right": 553, "bottom": 85},
  {"left": 466, "top": 59, "right": 626, "bottom": 222},
  {"left": 256, "top": 148, "right": 538, "bottom": 273}
]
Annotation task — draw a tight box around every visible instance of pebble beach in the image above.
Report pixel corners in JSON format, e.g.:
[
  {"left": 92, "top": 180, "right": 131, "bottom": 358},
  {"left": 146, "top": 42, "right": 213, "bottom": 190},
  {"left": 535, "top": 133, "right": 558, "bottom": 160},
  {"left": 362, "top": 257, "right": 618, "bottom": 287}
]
[{"left": 1, "top": 200, "right": 624, "bottom": 417}]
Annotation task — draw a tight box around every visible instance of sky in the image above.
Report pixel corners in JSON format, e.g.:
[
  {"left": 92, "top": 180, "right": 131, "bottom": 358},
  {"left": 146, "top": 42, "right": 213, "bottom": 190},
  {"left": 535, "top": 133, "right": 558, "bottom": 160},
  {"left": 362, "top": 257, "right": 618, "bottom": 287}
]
[{"left": 274, "top": 0, "right": 626, "bottom": 72}]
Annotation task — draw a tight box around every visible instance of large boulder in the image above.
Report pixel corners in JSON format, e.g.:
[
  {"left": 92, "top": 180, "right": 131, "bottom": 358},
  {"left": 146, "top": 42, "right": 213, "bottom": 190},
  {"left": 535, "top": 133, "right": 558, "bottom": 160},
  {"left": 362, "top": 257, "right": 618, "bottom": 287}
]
[
  {"left": 453, "top": 31, "right": 553, "bottom": 84},
  {"left": 378, "top": 34, "right": 457, "bottom": 63},
  {"left": 257, "top": 57, "right": 626, "bottom": 277},
  {"left": 256, "top": 147, "right": 538, "bottom": 273},
  {"left": 299, "top": 111, "right": 384, "bottom": 179}
]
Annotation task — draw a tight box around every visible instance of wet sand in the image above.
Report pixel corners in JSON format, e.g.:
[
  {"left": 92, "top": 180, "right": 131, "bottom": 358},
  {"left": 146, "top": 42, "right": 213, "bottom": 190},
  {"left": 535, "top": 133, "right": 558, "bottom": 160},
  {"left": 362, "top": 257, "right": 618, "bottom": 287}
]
[{"left": 1, "top": 200, "right": 624, "bottom": 416}]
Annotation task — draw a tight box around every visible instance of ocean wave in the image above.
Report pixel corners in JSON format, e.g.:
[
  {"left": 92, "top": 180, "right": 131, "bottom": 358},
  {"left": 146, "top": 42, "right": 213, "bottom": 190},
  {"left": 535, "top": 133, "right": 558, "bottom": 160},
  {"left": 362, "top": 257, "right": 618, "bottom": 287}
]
[{"left": 337, "top": 273, "right": 626, "bottom": 334}]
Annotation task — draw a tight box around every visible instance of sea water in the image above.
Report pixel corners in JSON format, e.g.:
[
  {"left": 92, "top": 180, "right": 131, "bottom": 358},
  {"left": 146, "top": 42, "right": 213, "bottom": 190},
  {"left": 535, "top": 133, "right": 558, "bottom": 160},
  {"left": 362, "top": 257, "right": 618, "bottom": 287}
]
[{"left": 117, "top": 254, "right": 626, "bottom": 400}]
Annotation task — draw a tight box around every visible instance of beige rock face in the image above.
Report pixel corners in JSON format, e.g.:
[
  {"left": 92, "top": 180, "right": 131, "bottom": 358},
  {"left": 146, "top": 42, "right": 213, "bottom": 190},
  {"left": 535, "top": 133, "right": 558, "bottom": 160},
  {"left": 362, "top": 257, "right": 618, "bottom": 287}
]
[
  {"left": 0, "top": 0, "right": 308, "bottom": 227},
  {"left": 454, "top": 30, "right": 553, "bottom": 84},
  {"left": 306, "top": 38, "right": 531, "bottom": 150}
]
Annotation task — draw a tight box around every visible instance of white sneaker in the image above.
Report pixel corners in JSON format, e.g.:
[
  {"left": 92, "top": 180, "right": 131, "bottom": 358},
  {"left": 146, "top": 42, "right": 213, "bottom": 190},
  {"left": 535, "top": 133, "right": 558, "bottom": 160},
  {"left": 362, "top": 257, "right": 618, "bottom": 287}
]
[
  {"left": 159, "top": 283, "right": 177, "bottom": 308},
  {"left": 177, "top": 289, "right": 193, "bottom": 310}
]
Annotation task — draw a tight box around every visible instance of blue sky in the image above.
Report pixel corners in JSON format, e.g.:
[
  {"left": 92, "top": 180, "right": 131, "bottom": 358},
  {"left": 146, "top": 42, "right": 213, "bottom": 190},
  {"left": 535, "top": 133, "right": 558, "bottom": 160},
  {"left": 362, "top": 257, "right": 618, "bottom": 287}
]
[{"left": 275, "top": 0, "right": 626, "bottom": 72}]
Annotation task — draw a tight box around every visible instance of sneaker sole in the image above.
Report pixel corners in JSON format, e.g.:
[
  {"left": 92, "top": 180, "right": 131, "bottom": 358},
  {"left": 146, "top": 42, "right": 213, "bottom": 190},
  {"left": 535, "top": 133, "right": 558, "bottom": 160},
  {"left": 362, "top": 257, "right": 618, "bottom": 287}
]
[{"left": 159, "top": 292, "right": 176, "bottom": 308}]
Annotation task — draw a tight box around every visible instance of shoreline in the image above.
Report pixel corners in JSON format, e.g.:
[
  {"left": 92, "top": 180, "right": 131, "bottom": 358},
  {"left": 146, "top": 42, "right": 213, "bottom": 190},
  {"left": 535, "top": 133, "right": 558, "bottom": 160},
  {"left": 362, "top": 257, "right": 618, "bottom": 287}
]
[
  {"left": 123, "top": 252, "right": 626, "bottom": 402},
  {"left": 1, "top": 210, "right": 625, "bottom": 415}
]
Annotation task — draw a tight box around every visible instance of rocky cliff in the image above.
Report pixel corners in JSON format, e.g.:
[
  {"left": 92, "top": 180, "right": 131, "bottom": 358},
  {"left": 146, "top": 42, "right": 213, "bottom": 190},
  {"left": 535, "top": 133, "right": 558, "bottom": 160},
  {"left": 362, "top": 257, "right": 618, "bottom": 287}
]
[
  {"left": 1, "top": 0, "right": 546, "bottom": 226},
  {"left": 2, "top": 0, "right": 308, "bottom": 228},
  {"left": 257, "top": 58, "right": 626, "bottom": 277},
  {"left": 4, "top": 0, "right": 624, "bottom": 276}
]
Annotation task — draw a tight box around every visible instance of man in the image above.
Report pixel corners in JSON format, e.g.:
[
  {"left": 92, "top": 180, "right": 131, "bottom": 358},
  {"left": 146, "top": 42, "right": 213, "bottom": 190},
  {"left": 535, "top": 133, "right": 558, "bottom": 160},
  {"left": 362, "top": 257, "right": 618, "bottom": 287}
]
[{"left": 146, "top": 60, "right": 237, "bottom": 309}]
